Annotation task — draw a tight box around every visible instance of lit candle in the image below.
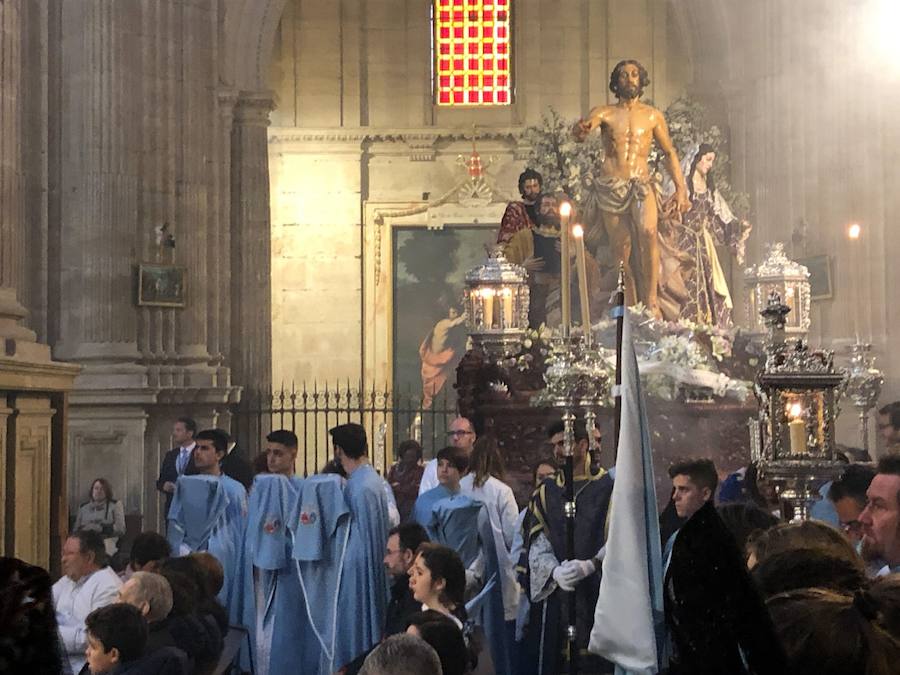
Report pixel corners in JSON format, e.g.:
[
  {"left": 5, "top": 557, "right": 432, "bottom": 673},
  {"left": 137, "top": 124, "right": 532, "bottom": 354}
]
[
  {"left": 848, "top": 223, "right": 861, "bottom": 343},
  {"left": 559, "top": 202, "right": 572, "bottom": 334},
  {"left": 788, "top": 402, "right": 806, "bottom": 455},
  {"left": 501, "top": 287, "right": 513, "bottom": 327},
  {"left": 482, "top": 287, "right": 495, "bottom": 329},
  {"left": 572, "top": 224, "right": 591, "bottom": 346}
]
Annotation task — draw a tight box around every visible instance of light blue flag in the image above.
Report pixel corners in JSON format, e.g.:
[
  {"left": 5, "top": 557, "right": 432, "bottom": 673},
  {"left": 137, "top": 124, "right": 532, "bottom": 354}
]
[{"left": 588, "top": 311, "right": 666, "bottom": 675}]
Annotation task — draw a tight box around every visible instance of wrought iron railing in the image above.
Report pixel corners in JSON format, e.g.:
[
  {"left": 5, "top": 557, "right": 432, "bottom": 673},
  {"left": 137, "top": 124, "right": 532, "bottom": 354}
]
[{"left": 231, "top": 383, "right": 459, "bottom": 476}]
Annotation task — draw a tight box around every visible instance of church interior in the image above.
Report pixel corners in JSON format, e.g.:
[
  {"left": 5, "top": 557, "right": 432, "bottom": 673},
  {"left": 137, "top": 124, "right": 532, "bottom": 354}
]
[{"left": 3, "top": 1, "right": 900, "bottom": 671}]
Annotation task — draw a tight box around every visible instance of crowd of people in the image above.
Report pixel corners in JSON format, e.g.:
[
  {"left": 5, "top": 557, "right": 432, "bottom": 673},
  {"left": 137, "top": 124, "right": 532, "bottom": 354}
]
[{"left": 4, "top": 402, "right": 900, "bottom": 674}]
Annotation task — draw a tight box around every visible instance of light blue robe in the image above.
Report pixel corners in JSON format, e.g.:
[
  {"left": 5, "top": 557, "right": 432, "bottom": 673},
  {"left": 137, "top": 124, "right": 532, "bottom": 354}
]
[
  {"left": 242, "top": 474, "right": 306, "bottom": 675},
  {"left": 290, "top": 474, "right": 351, "bottom": 675},
  {"left": 167, "top": 474, "right": 248, "bottom": 620},
  {"left": 337, "top": 463, "right": 392, "bottom": 670}
]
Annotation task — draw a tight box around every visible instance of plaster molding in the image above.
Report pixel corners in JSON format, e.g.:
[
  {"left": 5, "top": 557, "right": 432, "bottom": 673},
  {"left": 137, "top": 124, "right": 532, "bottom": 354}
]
[{"left": 268, "top": 126, "right": 527, "bottom": 147}]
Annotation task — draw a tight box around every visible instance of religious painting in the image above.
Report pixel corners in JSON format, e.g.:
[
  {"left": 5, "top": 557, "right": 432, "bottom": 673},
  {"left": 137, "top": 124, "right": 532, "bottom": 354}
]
[
  {"left": 392, "top": 224, "right": 496, "bottom": 416},
  {"left": 137, "top": 264, "right": 186, "bottom": 308},
  {"left": 797, "top": 255, "right": 833, "bottom": 300}
]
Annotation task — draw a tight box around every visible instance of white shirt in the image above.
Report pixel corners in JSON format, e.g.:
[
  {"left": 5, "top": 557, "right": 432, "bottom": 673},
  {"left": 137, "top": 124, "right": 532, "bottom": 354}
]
[
  {"left": 462, "top": 474, "right": 521, "bottom": 620},
  {"left": 418, "top": 458, "right": 439, "bottom": 495},
  {"left": 53, "top": 567, "right": 123, "bottom": 672}
]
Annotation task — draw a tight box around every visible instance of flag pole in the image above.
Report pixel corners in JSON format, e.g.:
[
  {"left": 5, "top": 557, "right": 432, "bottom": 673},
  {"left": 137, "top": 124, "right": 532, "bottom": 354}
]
[
  {"left": 612, "top": 262, "right": 625, "bottom": 461},
  {"left": 562, "top": 408, "right": 578, "bottom": 675}
]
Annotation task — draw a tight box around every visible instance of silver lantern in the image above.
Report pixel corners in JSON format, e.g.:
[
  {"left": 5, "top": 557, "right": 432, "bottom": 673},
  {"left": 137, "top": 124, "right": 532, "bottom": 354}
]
[
  {"left": 844, "top": 343, "right": 884, "bottom": 457},
  {"left": 754, "top": 291, "right": 846, "bottom": 521},
  {"left": 464, "top": 247, "right": 529, "bottom": 361},
  {"left": 745, "top": 242, "right": 811, "bottom": 336}
]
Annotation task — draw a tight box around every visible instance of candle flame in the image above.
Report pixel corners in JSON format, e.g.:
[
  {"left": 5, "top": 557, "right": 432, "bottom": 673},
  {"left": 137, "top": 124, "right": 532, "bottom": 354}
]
[
  {"left": 788, "top": 402, "right": 804, "bottom": 419},
  {"left": 848, "top": 223, "right": 861, "bottom": 240},
  {"left": 572, "top": 224, "right": 584, "bottom": 238},
  {"left": 559, "top": 202, "right": 572, "bottom": 217},
  {"left": 501, "top": 287, "right": 512, "bottom": 298},
  {"left": 480, "top": 287, "right": 496, "bottom": 298}
]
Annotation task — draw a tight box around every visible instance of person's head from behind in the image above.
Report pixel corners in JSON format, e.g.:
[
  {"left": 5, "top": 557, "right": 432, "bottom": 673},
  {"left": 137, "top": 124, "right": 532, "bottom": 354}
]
[
  {"left": 89, "top": 477, "right": 114, "bottom": 504},
  {"left": 470, "top": 435, "right": 505, "bottom": 487},
  {"left": 172, "top": 417, "right": 197, "bottom": 446},
  {"left": 436, "top": 446, "right": 469, "bottom": 492},
  {"left": 62, "top": 530, "right": 107, "bottom": 581},
  {"left": 159, "top": 555, "right": 217, "bottom": 601},
  {"left": 84, "top": 604, "right": 148, "bottom": 673},
  {"left": 752, "top": 548, "right": 868, "bottom": 599},
  {"left": 868, "top": 574, "right": 900, "bottom": 641},
  {"left": 398, "top": 439, "right": 423, "bottom": 466},
  {"left": 156, "top": 568, "right": 199, "bottom": 617},
  {"left": 747, "top": 519, "right": 858, "bottom": 570},
  {"left": 193, "top": 429, "right": 227, "bottom": 475},
  {"left": 406, "top": 610, "right": 469, "bottom": 675},
  {"left": 668, "top": 458, "right": 718, "bottom": 519},
  {"left": 358, "top": 633, "right": 441, "bottom": 675},
  {"left": 266, "top": 429, "right": 298, "bottom": 476},
  {"left": 829, "top": 463, "right": 876, "bottom": 544},
  {"left": 129, "top": 531, "right": 171, "bottom": 573},
  {"left": 767, "top": 588, "right": 900, "bottom": 675},
  {"left": 409, "top": 543, "right": 466, "bottom": 614},
  {"left": 189, "top": 552, "right": 225, "bottom": 596},
  {"left": 877, "top": 401, "right": 900, "bottom": 447},
  {"left": 330, "top": 423, "right": 368, "bottom": 473},
  {"left": 117, "top": 572, "right": 173, "bottom": 623},
  {"left": 533, "top": 457, "right": 558, "bottom": 487},
  {"left": 859, "top": 454, "right": 900, "bottom": 567},
  {"left": 716, "top": 502, "right": 779, "bottom": 559},
  {"left": 384, "top": 522, "right": 430, "bottom": 577}
]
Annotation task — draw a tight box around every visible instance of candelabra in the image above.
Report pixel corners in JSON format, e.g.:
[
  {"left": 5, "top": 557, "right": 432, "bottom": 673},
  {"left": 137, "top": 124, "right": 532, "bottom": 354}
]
[{"left": 845, "top": 342, "right": 884, "bottom": 456}]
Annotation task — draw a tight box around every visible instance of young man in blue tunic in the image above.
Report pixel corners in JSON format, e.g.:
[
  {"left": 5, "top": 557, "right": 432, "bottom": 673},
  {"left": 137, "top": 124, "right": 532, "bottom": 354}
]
[
  {"left": 330, "top": 423, "right": 393, "bottom": 670},
  {"left": 167, "top": 429, "right": 248, "bottom": 623}
]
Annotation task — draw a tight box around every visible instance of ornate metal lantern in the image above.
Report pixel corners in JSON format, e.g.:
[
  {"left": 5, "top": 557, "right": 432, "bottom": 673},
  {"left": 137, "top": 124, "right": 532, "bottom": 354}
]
[
  {"left": 844, "top": 343, "right": 884, "bottom": 456},
  {"left": 753, "top": 292, "right": 846, "bottom": 521},
  {"left": 464, "top": 247, "right": 529, "bottom": 361},
  {"left": 744, "top": 242, "right": 811, "bottom": 336}
]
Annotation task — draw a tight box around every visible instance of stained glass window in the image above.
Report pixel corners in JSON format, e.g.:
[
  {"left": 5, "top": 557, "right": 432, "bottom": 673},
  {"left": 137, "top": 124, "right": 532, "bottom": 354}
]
[{"left": 433, "top": 0, "right": 512, "bottom": 106}]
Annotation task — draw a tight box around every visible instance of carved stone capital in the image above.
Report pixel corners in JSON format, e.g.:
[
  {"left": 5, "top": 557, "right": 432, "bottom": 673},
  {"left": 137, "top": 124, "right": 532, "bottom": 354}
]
[{"left": 234, "top": 91, "right": 275, "bottom": 127}]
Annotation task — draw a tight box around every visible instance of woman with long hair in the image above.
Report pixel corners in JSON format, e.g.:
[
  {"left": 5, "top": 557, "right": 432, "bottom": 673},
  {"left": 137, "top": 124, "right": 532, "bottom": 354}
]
[
  {"left": 408, "top": 543, "right": 468, "bottom": 628},
  {"left": 74, "top": 478, "right": 126, "bottom": 558}
]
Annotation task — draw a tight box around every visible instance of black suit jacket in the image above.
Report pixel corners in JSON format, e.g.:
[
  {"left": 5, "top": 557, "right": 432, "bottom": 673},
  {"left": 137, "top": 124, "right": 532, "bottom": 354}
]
[{"left": 156, "top": 447, "right": 183, "bottom": 515}]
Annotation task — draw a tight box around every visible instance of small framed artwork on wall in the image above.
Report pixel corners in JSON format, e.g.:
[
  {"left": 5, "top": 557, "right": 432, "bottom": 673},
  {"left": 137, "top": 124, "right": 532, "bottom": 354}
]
[{"left": 137, "top": 264, "right": 186, "bottom": 308}]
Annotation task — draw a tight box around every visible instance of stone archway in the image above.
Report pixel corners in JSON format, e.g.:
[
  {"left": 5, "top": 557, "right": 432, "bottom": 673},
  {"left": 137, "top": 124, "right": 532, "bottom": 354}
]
[{"left": 222, "top": 0, "right": 292, "bottom": 93}]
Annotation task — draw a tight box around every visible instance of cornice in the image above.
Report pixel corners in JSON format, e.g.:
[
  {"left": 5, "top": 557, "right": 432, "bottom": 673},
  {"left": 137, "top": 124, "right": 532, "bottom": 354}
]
[{"left": 268, "top": 126, "right": 528, "bottom": 146}]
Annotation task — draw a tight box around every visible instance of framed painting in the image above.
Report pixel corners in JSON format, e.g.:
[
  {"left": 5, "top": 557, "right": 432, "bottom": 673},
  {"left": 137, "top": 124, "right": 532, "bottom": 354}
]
[
  {"left": 797, "top": 255, "right": 833, "bottom": 300},
  {"left": 137, "top": 264, "right": 187, "bottom": 308}
]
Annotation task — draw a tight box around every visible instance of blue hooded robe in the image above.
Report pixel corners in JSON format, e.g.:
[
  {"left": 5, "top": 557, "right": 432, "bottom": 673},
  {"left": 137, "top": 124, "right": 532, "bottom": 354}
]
[
  {"left": 290, "top": 473, "right": 351, "bottom": 675},
  {"left": 167, "top": 474, "right": 248, "bottom": 620},
  {"left": 241, "top": 473, "right": 306, "bottom": 675},
  {"left": 336, "top": 463, "right": 392, "bottom": 670}
]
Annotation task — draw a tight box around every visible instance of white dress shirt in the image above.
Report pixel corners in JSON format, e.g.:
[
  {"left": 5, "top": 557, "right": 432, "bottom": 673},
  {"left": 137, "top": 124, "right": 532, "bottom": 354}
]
[{"left": 53, "top": 566, "right": 122, "bottom": 672}]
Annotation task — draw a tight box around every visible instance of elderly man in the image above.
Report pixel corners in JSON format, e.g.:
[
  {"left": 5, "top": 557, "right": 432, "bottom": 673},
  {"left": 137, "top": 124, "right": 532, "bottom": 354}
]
[
  {"left": 859, "top": 454, "right": 900, "bottom": 575},
  {"left": 418, "top": 416, "right": 477, "bottom": 495},
  {"left": 53, "top": 530, "right": 123, "bottom": 673},
  {"left": 877, "top": 402, "right": 900, "bottom": 454},
  {"left": 117, "top": 572, "right": 182, "bottom": 657}
]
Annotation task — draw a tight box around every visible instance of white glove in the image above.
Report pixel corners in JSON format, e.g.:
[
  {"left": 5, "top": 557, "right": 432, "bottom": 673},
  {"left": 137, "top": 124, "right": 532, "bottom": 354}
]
[
  {"left": 552, "top": 564, "right": 576, "bottom": 592},
  {"left": 555, "top": 559, "right": 596, "bottom": 590},
  {"left": 465, "top": 568, "right": 481, "bottom": 592}
]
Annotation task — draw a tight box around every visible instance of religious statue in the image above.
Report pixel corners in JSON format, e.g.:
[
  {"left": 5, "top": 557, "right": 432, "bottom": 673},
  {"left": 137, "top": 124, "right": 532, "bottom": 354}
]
[
  {"left": 419, "top": 305, "right": 468, "bottom": 408},
  {"left": 658, "top": 143, "right": 752, "bottom": 327},
  {"left": 573, "top": 60, "right": 690, "bottom": 319},
  {"left": 496, "top": 168, "right": 543, "bottom": 245}
]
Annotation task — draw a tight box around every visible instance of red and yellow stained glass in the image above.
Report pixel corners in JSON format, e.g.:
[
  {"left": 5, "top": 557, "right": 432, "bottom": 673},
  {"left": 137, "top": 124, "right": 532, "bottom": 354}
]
[{"left": 434, "top": 0, "right": 512, "bottom": 106}]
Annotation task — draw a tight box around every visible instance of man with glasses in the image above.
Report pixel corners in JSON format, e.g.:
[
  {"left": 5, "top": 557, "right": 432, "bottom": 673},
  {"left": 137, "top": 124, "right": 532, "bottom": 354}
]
[
  {"left": 828, "top": 463, "right": 875, "bottom": 546},
  {"left": 417, "top": 416, "right": 477, "bottom": 495}
]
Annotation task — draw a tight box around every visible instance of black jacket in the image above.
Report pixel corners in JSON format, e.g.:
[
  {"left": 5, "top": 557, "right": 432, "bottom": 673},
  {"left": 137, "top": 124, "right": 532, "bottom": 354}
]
[
  {"left": 384, "top": 573, "right": 420, "bottom": 637},
  {"left": 156, "top": 448, "right": 185, "bottom": 515}
]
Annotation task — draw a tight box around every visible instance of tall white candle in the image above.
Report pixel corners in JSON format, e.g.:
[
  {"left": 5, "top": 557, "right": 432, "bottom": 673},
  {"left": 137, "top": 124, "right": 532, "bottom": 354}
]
[
  {"left": 572, "top": 224, "right": 591, "bottom": 346},
  {"left": 482, "top": 288, "right": 495, "bottom": 329},
  {"left": 848, "top": 223, "right": 861, "bottom": 343},
  {"left": 560, "top": 202, "right": 572, "bottom": 334}
]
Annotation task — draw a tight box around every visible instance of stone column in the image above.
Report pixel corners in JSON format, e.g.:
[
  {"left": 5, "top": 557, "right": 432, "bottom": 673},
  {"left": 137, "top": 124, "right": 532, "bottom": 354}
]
[
  {"left": 230, "top": 92, "right": 274, "bottom": 397},
  {"left": 55, "top": 1, "right": 143, "bottom": 386},
  {"left": 0, "top": 0, "right": 35, "bottom": 348}
]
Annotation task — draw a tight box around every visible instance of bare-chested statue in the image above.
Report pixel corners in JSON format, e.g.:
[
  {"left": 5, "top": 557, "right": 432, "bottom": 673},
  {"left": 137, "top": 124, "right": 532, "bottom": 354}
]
[{"left": 573, "top": 59, "right": 690, "bottom": 317}]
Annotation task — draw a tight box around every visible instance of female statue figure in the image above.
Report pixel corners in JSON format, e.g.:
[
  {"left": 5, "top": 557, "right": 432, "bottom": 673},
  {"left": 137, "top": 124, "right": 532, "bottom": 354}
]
[{"left": 658, "top": 143, "right": 751, "bottom": 327}]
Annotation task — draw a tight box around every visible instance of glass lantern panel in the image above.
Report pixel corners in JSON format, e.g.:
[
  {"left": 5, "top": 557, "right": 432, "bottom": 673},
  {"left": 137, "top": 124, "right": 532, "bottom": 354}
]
[{"left": 776, "top": 389, "right": 827, "bottom": 456}]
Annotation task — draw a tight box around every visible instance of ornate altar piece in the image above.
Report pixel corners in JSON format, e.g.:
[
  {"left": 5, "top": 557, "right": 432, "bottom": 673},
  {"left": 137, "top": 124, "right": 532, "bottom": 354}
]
[
  {"left": 744, "top": 242, "right": 811, "bottom": 336},
  {"left": 753, "top": 292, "right": 846, "bottom": 521},
  {"left": 845, "top": 342, "right": 884, "bottom": 456}
]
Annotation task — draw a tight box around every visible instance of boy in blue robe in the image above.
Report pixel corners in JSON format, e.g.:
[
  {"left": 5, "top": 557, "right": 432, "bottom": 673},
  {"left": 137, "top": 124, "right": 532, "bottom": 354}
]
[
  {"left": 242, "top": 472, "right": 305, "bottom": 674},
  {"left": 329, "top": 423, "right": 393, "bottom": 671},
  {"left": 290, "top": 473, "right": 351, "bottom": 675},
  {"left": 167, "top": 429, "right": 248, "bottom": 623}
]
